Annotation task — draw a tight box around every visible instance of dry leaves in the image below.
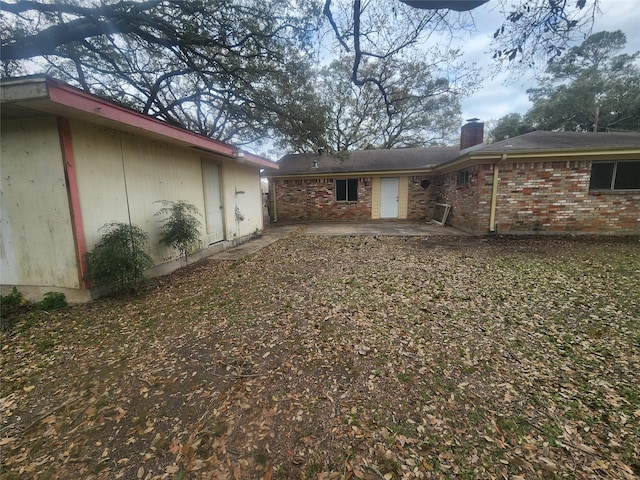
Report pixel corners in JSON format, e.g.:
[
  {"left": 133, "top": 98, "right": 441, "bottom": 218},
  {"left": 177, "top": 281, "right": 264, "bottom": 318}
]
[{"left": 1, "top": 234, "right": 639, "bottom": 479}]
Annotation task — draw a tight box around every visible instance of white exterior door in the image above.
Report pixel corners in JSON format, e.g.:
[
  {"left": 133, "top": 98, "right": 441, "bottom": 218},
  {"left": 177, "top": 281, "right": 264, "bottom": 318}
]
[
  {"left": 380, "top": 177, "right": 399, "bottom": 218},
  {"left": 202, "top": 161, "right": 225, "bottom": 244}
]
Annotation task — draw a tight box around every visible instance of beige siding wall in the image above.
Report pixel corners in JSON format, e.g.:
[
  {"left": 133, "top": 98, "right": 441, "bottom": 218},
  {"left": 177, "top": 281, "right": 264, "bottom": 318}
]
[
  {"left": 72, "top": 123, "right": 263, "bottom": 265},
  {"left": 398, "top": 177, "right": 408, "bottom": 219},
  {"left": 2, "top": 119, "right": 265, "bottom": 300},
  {"left": 371, "top": 177, "right": 381, "bottom": 219},
  {"left": 221, "top": 162, "right": 264, "bottom": 241},
  {"left": 71, "top": 122, "right": 207, "bottom": 265},
  {"left": 0, "top": 118, "right": 80, "bottom": 291},
  {"left": 71, "top": 122, "right": 264, "bottom": 264}
]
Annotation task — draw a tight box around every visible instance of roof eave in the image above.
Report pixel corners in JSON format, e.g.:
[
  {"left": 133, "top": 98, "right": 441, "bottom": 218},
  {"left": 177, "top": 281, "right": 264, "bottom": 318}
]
[
  {"left": 264, "top": 167, "right": 441, "bottom": 178},
  {"left": 2, "top": 76, "right": 279, "bottom": 170},
  {"left": 432, "top": 145, "right": 640, "bottom": 173}
]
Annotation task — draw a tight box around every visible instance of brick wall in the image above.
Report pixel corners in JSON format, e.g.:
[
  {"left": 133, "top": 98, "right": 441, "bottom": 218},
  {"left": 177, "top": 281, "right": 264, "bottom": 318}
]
[
  {"left": 438, "top": 161, "right": 640, "bottom": 234},
  {"left": 434, "top": 165, "right": 489, "bottom": 233},
  {"left": 408, "top": 175, "right": 437, "bottom": 220},
  {"left": 272, "top": 177, "right": 372, "bottom": 222},
  {"left": 495, "top": 161, "right": 640, "bottom": 234}
]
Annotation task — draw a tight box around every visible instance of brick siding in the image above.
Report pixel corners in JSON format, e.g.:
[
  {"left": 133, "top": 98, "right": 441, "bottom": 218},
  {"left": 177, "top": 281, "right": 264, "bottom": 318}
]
[
  {"left": 408, "top": 175, "right": 438, "bottom": 221},
  {"left": 438, "top": 161, "right": 640, "bottom": 234},
  {"left": 434, "top": 165, "right": 488, "bottom": 233},
  {"left": 272, "top": 177, "right": 372, "bottom": 222}
]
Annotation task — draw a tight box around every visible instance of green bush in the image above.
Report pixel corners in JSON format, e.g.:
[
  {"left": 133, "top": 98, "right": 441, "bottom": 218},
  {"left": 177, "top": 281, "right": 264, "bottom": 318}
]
[
  {"left": 85, "top": 222, "right": 153, "bottom": 292},
  {"left": 35, "top": 292, "right": 68, "bottom": 311},
  {"left": 1, "top": 287, "right": 23, "bottom": 317},
  {"left": 1, "top": 286, "right": 22, "bottom": 308},
  {"left": 1, "top": 287, "right": 25, "bottom": 331},
  {"left": 155, "top": 200, "right": 202, "bottom": 265}
]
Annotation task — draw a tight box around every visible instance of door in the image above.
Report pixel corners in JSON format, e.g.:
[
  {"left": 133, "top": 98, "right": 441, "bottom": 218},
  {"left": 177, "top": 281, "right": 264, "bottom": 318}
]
[
  {"left": 202, "top": 161, "right": 225, "bottom": 244},
  {"left": 380, "top": 177, "right": 399, "bottom": 218}
]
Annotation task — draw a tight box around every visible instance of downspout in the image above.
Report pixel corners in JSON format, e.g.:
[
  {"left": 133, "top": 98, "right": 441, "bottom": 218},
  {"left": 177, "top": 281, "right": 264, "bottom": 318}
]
[
  {"left": 271, "top": 179, "right": 278, "bottom": 223},
  {"left": 489, "top": 153, "right": 506, "bottom": 233}
]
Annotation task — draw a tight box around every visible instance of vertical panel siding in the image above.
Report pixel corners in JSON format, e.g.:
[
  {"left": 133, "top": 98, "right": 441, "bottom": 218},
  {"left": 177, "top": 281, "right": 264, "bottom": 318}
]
[
  {"left": 221, "top": 162, "right": 264, "bottom": 241},
  {"left": 0, "top": 118, "right": 79, "bottom": 289},
  {"left": 398, "top": 177, "right": 409, "bottom": 220},
  {"left": 70, "top": 123, "right": 130, "bottom": 249},
  {"left": 371, "top": 177, "right": 381, "bottom": 219},
  {"left": 71, "top": 122, "right": 206, "bottom": 265}
]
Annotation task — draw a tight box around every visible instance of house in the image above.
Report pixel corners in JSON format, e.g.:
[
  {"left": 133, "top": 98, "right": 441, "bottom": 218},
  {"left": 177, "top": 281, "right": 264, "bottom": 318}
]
[
  {"left": 263, "top": 120, "right": 640, "bottom": 234},
  {"left": 1, "top": 75, "right": 278, "bottom": 303}
]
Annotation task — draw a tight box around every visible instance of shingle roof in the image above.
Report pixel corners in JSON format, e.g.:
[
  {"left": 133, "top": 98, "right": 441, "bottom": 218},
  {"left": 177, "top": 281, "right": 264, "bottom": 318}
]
[
  {"left": 270, "top": 146, "right": 460, "bottom": 175},
  {"left": 477, "top": 130, "right": 640, "bottom": 153},
  {"left": 265, "top": 130, "right": 640, "bottom": 177}
]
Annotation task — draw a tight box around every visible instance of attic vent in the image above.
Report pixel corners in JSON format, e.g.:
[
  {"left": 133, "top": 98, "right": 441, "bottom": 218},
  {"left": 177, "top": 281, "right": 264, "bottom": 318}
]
[{"left": 312, "top": 159, "right": 319, "bottom": 169}]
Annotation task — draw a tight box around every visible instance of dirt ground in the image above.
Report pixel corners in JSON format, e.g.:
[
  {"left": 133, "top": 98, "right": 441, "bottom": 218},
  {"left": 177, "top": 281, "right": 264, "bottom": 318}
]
[{"left": 1, "top": 234, "right": 639, "bottom": 479}]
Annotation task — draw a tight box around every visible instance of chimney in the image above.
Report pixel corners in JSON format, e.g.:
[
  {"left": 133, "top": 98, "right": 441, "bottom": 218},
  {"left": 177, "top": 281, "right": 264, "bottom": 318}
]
[{"left": 460, "top": 118, "right": 484, "bottom": 150}]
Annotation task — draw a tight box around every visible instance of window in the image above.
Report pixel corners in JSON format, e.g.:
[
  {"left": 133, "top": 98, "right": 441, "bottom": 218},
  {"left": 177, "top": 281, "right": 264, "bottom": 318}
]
[
  {"left": 336, "top": 178, "right": 358, "bottom": 201},
  {"left": 456, "top": 169, "right": 469, "bottom": 187},
  {"left": 590, "top": 161, "right": 640, "bottom": 191}
]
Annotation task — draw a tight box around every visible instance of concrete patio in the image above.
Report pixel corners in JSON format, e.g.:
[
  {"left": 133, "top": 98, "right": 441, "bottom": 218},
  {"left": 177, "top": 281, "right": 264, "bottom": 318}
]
[{"left": 210, "top": 221, "right": 467, "bottom": 260}]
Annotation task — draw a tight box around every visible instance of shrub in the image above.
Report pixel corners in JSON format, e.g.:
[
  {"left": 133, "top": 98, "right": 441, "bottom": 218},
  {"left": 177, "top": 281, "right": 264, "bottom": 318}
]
[
  {"left": 1, "top": 286, "right": 22, "bottom": 308},
  {"left": 35, "top": 292, "right": 68, "bottom": 311},
  {"left": 1, "top": 286, "right": 23, "bottom": 317},
  {"left": 155, "top": 200, "right": 202, "bottom": 265},
  {"left": 85, "top": 222, "right": 153, "bottom": 292},
  {"left": 1, "top": 287, "right": 26, "bottom": 330}
]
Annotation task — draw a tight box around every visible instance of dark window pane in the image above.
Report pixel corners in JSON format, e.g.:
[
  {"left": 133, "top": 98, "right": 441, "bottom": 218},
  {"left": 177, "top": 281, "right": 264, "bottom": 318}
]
[
  {"left": 336, "top": 179, "right": 346, "bottom": 201},
  {"left": 589, "top": 162, "right": 614, "bottom": 190},
  {"left": 457, "top": 169, "right": 469, "bottom": 186},
  {"left": 614, "top": 161, "right": 640, "bottom": 190},
  {"left": 347, "top": 179, "right": 358, "bottom": 201}
]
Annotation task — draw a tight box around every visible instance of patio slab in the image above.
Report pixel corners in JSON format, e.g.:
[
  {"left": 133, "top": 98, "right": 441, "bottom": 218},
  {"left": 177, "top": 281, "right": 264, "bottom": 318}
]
[
  {"left": 298, "top": 221, "right": 468, "bottom": 236},
  {"left": 210, "top": 222, "right": 467, "bottom": 260}
]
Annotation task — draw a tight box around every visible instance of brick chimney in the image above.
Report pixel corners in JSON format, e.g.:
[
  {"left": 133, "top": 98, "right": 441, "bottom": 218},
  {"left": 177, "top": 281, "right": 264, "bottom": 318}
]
[{"left": 460, "top": 118, "right": 484, "bottom": 150}]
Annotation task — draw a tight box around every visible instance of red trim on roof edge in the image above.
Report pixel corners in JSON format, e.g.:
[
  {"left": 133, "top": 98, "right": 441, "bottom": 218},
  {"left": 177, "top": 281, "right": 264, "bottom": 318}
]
[
  {"left": 58, "top": 117, "right": 89, "bottom": 289},
  {"left": 44, "top": 77, "right": 278, "bottom": 170}
]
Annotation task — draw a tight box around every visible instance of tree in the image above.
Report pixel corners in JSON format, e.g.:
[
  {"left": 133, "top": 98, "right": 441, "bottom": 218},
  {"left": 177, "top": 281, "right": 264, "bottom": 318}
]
[
  {"left": 488, "top": 0, "right": 601, "bottom": 70},
  {"left": 526, "top": 31, "right": 640, "bottom": 132},
  {"left": 2, "top": 0, "right": 606, "bottom": 153},
  {"left": 1, "top": 0, "right": 328, "bottom": 149},
  {"left": 319, "top": 54, "right": 475, "bottom": 151},
  {"left": 322, "top": 0, "right": 602, "bottom": 91},
  {"left": 321, "top": 1, "right": 472, "bottom": 111},
  {"left": 488, "top": 113, "right": 535, "bottom": 143}
]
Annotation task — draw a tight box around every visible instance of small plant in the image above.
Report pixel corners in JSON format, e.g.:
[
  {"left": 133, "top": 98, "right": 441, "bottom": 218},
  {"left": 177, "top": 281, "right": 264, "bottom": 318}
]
[
  {"left": 35, "top": 292, "right": 67, "bottom": 311},
  {"left": 155, "top": 200, "right": 202, "bottom": 265},
  {"left": 1, "top": 287, "right": 25, "bottom": 329},
  {"left": 85, "top": 222, "right": 153, "bottom": 292},
  {"left": 1, "top": 287, "right": 23, "bottom": 315}
]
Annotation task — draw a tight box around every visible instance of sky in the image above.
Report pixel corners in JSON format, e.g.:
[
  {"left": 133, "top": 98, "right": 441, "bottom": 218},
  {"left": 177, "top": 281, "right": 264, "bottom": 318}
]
[{"left": 455, "top": 0, "right": 640, "bottom": 125}]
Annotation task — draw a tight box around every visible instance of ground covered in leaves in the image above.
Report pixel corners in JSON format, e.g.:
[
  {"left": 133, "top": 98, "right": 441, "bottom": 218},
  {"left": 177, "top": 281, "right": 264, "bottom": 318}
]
[{"left": 1, "top": 233, "right": 639, "bottom": 480}]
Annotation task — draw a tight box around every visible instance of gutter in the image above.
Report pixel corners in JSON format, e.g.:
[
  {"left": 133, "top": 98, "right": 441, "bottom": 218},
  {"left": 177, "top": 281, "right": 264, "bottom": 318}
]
[{"left": 272, "top": 181, "right": 278, "bottom": 223}]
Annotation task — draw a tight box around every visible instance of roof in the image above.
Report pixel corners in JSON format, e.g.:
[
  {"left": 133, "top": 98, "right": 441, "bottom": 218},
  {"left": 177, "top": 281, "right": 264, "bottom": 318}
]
[
  {"left": 0, "top": 75, "right": 278, "bottom": 170},
  {"left": 478, "top": 130, "right": 640, "bottom": 153},
  {"left": 270, "top": 147, "right": 460, "bottom": 176},
  {"left": 265, "top": 130, "right": 640, "bottom": 177}
]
